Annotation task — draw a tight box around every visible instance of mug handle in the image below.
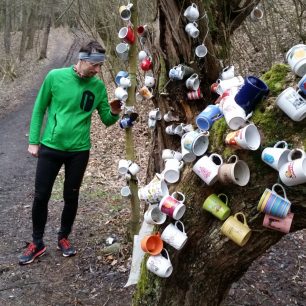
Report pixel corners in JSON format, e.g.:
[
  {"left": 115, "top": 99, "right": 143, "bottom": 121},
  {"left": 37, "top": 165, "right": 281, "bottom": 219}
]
[
  {"left": 272, "top": 183, "right": 287, "bottom": 200},
  {"left": 199, "top": 129, "right": 210, "bottom": 136},
  {"left": 234, "top": 212, "right": 248, "bottom": 226},
  {"left": 161, "top": 248, "right": 170, "bottom": 261},
  {"left": 192, "top": 3, "right": 197, "bottom": 8},
  {"left": 175, "top": 220, "right": 185, "bottom": 233},
  {"left": 178, "top": 161, "right": 184, "bottom": 170},
  {"left": 193, "top": 22, "right": 198, "bottom": 27},
  {"left": 218, "top": 193, "right": 228, "bottom": 206},
  {"left": 171, "top": 191, "right": 185, "bottom": 203},
  {"left": 227, "top": 155, "right": 238, "bottom": 164},
  {"left": 288, "top": 148, "right": 306, "bottom": 161},
  {"left": 274, "top": 140, "right": 288, "bottom": 149}
]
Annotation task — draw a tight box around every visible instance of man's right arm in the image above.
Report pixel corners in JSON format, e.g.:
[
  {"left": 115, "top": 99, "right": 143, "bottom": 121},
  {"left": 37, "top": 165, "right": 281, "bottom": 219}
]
[{"left": 29, "top": 72, "right": 53, "bottom": 146}]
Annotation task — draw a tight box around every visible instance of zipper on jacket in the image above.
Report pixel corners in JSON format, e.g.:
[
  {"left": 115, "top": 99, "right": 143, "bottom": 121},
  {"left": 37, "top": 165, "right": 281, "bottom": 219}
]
[{"left": 51, "top": 114, "right": 57, "bottom": 140}]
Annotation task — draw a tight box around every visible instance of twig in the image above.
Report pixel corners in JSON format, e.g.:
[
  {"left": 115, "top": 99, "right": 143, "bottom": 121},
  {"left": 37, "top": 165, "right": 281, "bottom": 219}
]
[{"left": 102, "top": 297, "right": 110, "bottom": 306}]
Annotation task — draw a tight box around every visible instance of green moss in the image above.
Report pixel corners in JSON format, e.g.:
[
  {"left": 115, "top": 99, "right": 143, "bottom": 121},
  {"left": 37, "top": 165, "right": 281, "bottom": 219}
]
[
  {"left": 209, "top": 118, "right": 228, "bottom": 152},
  {"left": 261, "top": 64, "right": 291, "bottom": 96},
  {"left": 133, "top": 254, "right": 163, "bottom": 306}
]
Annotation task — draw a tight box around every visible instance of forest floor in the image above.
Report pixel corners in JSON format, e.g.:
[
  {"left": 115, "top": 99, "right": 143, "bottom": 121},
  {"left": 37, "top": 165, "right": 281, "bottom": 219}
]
[{"left": 0, "top": 27, "right": 306, "bottom": 306}]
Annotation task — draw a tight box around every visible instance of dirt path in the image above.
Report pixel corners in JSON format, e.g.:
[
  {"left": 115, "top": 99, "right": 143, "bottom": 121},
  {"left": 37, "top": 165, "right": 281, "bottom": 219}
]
[{"left": 0, "top": 30, "right": 133, "bottom": 306}]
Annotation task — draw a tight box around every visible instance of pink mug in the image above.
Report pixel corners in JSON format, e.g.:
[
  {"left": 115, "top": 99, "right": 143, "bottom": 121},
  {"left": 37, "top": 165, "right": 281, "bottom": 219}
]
[{"left": 262, "top": 212, "right": 294, "bottom": 233}]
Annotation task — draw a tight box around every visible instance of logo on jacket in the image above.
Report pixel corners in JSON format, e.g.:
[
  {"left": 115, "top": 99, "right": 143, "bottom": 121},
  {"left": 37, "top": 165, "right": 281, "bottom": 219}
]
[{"left": 80, "top": 91, "right": 95, "bottom": 112}]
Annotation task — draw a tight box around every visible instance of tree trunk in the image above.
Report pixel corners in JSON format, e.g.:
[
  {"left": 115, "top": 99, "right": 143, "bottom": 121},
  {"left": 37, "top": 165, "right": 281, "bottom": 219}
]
[
  {"left": 133, "top": 0, "right": 306, "bottom": 305},
  {"left": 39, "top": 15, "right": 51, "bottom": 60},
  {"left": 4, "top": 0, "right": 11, "bottom": 55},
  {"left": 18, "top": 3, "right": 28, "bottom": 62},
  {"left": 26, "top": 5, "right": 37, "bottom": 51}
]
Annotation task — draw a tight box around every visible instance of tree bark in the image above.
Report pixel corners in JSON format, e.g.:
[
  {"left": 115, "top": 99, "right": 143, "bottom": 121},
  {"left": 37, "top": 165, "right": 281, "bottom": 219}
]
[
  {"left": 39, "top": 15, "right": 51, "bottom": 60},
  {"left": 134, "top": 0, "right": 306, "bottom": 305},
  {"left": 4, "top": 0, "right": 11, "bottom": 55},
  {"left": 26, "top": 4, "right": 37, "bottom": 51},
  {"left": 18, "top": 3, "right": 28, "bottom": 62}
]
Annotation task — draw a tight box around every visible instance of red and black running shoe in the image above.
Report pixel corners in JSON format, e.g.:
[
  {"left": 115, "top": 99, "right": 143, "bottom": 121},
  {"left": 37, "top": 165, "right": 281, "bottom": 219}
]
[
  {"left": 19, "top": 242, "right": 46, "bottom": 265},
  {"left": 57, "top": 238, "right": 77, "bottom": 257}
]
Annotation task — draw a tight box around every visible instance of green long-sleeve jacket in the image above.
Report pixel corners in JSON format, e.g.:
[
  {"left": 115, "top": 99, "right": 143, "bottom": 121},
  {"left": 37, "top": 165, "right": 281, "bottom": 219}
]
[{"left": 29, "top": 66, "right": 119, "bottom": 151}]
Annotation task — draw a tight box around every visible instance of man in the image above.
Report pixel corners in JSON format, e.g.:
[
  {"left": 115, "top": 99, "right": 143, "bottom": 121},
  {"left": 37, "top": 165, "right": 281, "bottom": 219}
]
[{"left": 19, "top": 41, "right": 121, "bottom": 265}]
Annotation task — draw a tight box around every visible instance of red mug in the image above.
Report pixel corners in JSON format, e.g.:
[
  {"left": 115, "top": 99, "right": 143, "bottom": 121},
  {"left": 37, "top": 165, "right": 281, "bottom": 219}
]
[
  {"left": 140, "top": 58, "right": 153, "bottom": 71},
  {"left": 137, "top": 25, "right": 147, "bottom": 36},
  {"left": 187, "top": 88, "right": 203, "bottom": 100},
  {"left": 118, "top": 26, "right": 135, "bottom": 44}
]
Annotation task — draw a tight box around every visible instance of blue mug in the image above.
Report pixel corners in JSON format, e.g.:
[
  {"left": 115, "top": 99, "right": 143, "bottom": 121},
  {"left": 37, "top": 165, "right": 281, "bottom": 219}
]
[
  {"left": 115, "top": 70, "right": 129, "bottom": 85},
  {"left": 298, "top": 74, "right": 306, "bottom": 96},
  {"left": 195, "top": 105, "right": 223, "bottom": 130},
  {"left": 169, "top": 66, "right": 183, "bottom": 80},
  {"left": 119, "top": 112, "right": 138, "bottom": 129},
  {"left": 234, "top": 76, "right": 269, "bottom": 114}
]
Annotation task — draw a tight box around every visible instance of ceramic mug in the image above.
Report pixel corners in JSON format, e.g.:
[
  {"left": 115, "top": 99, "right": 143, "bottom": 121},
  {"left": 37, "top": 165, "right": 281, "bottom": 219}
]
[
  {"left": 185, "top": 22, "right": 200, "bottom": 38},
  {"left": 138, "top": 174, "right": 169, "bottom": 204},
  {"left": 220, "top": 66, "right": 235, "bottom": 80},
  {"left": 183, "top": 3, "right": 199, "bottom": 22},
  {"left": 118, "top": 159, "right": 132, "bottom": 175},
  {"left": 115, "top": 71, "right": 129, "bottom": 86},
  {"left": 276, "top": 87, "right": 306, "bottom": 121},
  {"left": 161, "top": 159, "right": 184, "bottom": 184},
  {"left": 182, "top": 130, "right": 209, "bottom": 156},
  {"left": 261, "top": 141, "right": 290, "bottom": 171},
  {"left": 262, "top": 212, "right": 294, "bottom": 234},
  {"left": 139, "top": 86, "right": 153, "bottom": 99},
  {"left": 141, "top": 232, "right": 163, "bottom": 255},
  {"left": 115, "top": 43, "right": 129, "bottom": 61},
  {"left": 149, "top": 108, "right": 162, "bottom": 120},
  {"left": 138, "top": 50, "right": 148, "bottom": 61},
  {"left": 225, "top": 123, "right": 261, "bottom": 150},
  {"left": 218, "top": 155, "right": 250, "bottom": 186},
  {"left": 128, "top": 162, "right": 140, "bottom": 176},
  {"left": 196, "top": 105, "right": 223, "bottom": 130},
  {"left": 279, "top": 149, "right": 306, "bottom": 186},
  {"left": 120, "top": 186, "right": 131, "bottom": 197},
  {"left": 115, "top": 87, "right": 128, "bottom": 101},
  {"left": 193, "top": 153, "right": 223, "bottom": 185},
  {"left": 203, "top": 193, "right": 231, "bottom": 221},
  {"left": 185, "top": 73, "right": 200, "bottom": 90},
  {"left": 181, "top": 133, "right": 197, "bottom": 163},
  {"left": 146, "top": 248, "right": 173, "bottom": 278},
  {"left": 119, "top": 3, "right": 133, "bottom": 21},
  {"left": 145, "top": 75, "right": 155, "bottom": 88},
  {"left": 144, "top": 205, "right": 167, "bottom": 225},
  {"left": 162, "top": 149, "right": 183, "bottom": 161},
  {"left": 195, "top": 44, "right": 207, "bottom": 58},
  {"left": 220, "top": 212, "right": 252, "bottom": 247},
  {"left": 159, "top": 192, "right": 186, "bottom": 220},
  {"left": 286, "top": 44, "right": 306, "bottom": 77},
  {"left": 118, "top": 26, "right": 135, "bottom": 44},
  {"left": 161, "top": 220, "right": 188, "bottom": 250},
  {"left": 257, "top": 183, "right": 291, "bottom": 218},
  {"left": 298, "top": 73, "right": 306, "bottom": 95}
]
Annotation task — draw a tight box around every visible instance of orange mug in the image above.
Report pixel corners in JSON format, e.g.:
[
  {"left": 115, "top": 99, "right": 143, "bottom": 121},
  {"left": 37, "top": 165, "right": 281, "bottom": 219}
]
[{"left": 141, "top": 233, "right": 163, "bottom": 255}]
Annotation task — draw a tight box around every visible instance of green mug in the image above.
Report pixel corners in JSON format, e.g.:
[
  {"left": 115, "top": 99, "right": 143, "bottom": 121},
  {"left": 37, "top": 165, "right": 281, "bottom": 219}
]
[{"left": 202, "top": 193, "right": 231, "bottom": 220}]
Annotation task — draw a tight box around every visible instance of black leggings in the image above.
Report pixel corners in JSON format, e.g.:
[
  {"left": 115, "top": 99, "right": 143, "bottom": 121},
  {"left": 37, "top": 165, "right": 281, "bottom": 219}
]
[{"left": 32, "top": 145, "right": 89, "bottom": 243}]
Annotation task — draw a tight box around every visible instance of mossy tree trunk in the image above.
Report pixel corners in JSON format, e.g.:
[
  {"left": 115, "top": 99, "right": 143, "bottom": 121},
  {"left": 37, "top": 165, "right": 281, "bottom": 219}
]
[{"left": 134, "top": 1, "right": 306, "bottom": 305}]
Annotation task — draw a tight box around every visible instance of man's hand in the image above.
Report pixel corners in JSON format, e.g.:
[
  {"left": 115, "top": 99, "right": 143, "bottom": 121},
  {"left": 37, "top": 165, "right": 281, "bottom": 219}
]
[
  {"left": 109, "top": 99, "right": 122, "bottom": 115},
  {"left": 28, "top": 144, "right": 39, "bottom": 157}
]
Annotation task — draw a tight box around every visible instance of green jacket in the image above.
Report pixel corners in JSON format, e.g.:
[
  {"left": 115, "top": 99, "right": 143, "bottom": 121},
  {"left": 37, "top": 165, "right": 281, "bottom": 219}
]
[{"left": 29, "top": 66, "right": 119, "bottom": 151}]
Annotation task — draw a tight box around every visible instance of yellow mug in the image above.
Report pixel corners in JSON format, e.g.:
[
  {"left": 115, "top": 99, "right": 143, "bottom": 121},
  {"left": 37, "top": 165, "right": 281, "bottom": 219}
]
[{"left": 220, "top": 212, "right": 251, "bottom": 247}]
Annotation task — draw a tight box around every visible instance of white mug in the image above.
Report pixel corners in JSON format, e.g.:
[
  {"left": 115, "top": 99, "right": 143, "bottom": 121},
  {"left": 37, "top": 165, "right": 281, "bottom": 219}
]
[
  {"left": 162, "top": 149, "right": 183, "bottom": 161},
  {"left": 222, "top": 94, "right": 247, "bottom": 130},
  {"left": 183, "top": 3, "right": 199, "bottom": 22},
  {"left": 161, "top": 159, "right": 184, "bottom": 184},
  {"left": 128, "top": 162, "right": 140, "bottom": 176},
  {"left": 193, "top": 153, "right": 223, "bottom": 185},
  {"left": 115, "top": 87, "right": 128, "bottom": 101},
  {"left": 148, "top": 118, "right": 157, "bottom": 129},
  {"left": 181, "top": 133, "right": 196, "bottom": 163},
  {"left": 149, "top": 108, "right": 162, "bottom": 120},
  {"left": 195, "top": 44, "right": 207, "bottom": 58},
  {"left": 146, "top": 249, "right": 173, "bottom": 278},
  {"left": 161, "top": 220, "right": 188, "bottom": 250},
  {"left": 185, "top": 22, "right": 200, "bottom": 38},
  {"left": 261, "top": 141, "right": 290, "bottom": 171},
  {"left": 119, "top": 77, "right": 131, "bottom": 88},
  {"left": 165, "top": 124, "right": 176, "bottom": 135},
  {"left": 138, "top": 50, "right": 148, "bottom": 61},
  {"left": 276, "top": 87, "right": 306, "bottom": 121},
  {"left": 144, "top": 205, "right": 167, "bottom": 225},
  {"left": 120, "top": 186, "right": 131, "bottom": 197},
  {"left": 216, "top": 76, "right": 244, "bottom": 95},
  {"left": 182, "top": 130, "right": 209, "bottom": 156},
  {"left": 279, "top": 149, "right": 306, "bottom": 186},
  {"left": 174, "top": 123, "right": 185, "bottom": 137},
  {"left": 185, "top": 73, "right": 200, "bottom": 90},
  {"left": 164, "top": 111, "right": 178, "bottom": 122},
  {"left": 145, "top": 75, "right": 155, "bottom": 88},
  {"left": 118, "top": 159, "right": 132, "bottom": 175},
  {"left": 220, "top": 65, "right": 235, "bottom": 80}
]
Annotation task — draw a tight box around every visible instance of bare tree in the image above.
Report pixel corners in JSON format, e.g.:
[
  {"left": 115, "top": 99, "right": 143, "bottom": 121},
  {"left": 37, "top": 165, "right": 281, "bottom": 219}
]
[
  {"left": 4, "top": 0, "right": 11, "bottom": 55},
  {"left": 38, "top": 14, "right": 51, "bottom": 60},
  {"left": 133, "top": 0, "right": 306, "bottom": 305}
]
